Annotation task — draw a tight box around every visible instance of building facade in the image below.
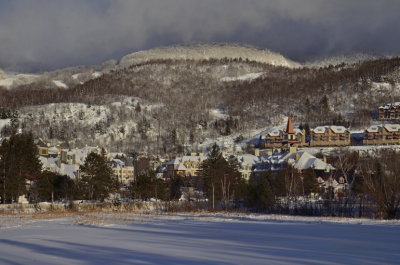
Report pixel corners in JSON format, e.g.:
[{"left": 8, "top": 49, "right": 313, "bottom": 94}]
[
  {"left": 379, "top": 102, "right": 400, "bottom": 120},
  {"left": 364, "top": 124, "right": 400, "bottom": 145},
  {"left": 310, "top": 126, "right": 350, "bottom": 147},
  {"left": 264, "top": 117, "right": 306, "bottom": 148}
]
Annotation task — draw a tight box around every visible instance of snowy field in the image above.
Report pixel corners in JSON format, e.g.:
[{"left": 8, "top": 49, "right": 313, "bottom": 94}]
[{"left": 1, "top": 213, "right": 400, "bottom": 264}]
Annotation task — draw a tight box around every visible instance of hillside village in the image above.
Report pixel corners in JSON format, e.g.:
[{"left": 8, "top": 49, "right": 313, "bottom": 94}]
[{"left": 11, "top": 109, "right": 398, "bottom": 203}]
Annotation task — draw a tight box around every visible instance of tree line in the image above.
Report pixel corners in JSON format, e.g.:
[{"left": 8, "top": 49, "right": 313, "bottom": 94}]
[{"left": 1, "top": 132, "right": 400, "bottom": 219}]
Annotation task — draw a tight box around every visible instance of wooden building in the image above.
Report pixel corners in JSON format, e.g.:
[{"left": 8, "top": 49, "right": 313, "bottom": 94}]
[
  {"left": 264, "top": 117, "right": 306, "bottom": 148},
  {"left": 379, "top": 102, "right": 400, "bottom": 120},
  {"left": 364, "top": 124, "right": 400, "bottom": 145},
  {"left": 310, "top": 126, "right": 350, "bottom": 146}
]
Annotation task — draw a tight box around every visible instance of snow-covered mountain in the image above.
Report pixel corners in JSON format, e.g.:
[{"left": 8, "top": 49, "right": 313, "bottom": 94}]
[
  {"left": 0, "top": 70, "right": 39, "bottom": 89},
  {"left": 1, "top": 44, "right": 299, "bottom": 90},
  {"left": 119, "top": 43, "right": 300, "bottom": 69},
  {"left": 1, "top": 43, "right": 400, "bottom": 154}
]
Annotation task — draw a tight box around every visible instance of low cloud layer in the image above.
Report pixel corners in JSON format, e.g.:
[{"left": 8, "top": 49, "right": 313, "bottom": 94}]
[{"left": 1, "top": 0, "right": 399, "bottom": 72}]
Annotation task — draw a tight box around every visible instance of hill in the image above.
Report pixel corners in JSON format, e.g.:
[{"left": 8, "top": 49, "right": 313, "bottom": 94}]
[{"left": 1, "top": 44, "right": 400, "bottom": 155}]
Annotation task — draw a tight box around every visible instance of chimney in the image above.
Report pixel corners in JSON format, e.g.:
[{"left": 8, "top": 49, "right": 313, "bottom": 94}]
[{"left": 254, "top": 148, "right": 260, "bottom": 157}]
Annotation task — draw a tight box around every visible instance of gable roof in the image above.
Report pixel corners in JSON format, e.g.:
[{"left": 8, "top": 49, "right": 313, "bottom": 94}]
[
  {"left": 384, "top": 124, "right": 400, "bottom": 132},
  {"left": 313, "top": 125, "right": 348, "bottom": 134},
  {"left": 380, "top": 102, "right": 400, "bottom": 109},
  {"left": 366, "top": 125, "right": 380, "bottom": 133}
]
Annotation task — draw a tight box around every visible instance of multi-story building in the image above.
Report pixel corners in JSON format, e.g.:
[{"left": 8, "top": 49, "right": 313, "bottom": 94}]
[
  {"left": 310, "top": 126, "right": 350, "bottom": 146},
  {"left": 379, "top": 102, "right": 400, "bottom": 120},
  {"left": 165, "top": 154, "right": 207, "bottom": 178},
  {"left": 110, "top": 159, "right": 135, "bottom": 185},
  {"left": 253, "top": 147, "right": 335, "bottom": 178},
  {"left": 165, "top": 153, "right": 259, "bottom": 181},
  {"left": 363, "top": 124, "right": 400, "bottom": 145},
  {"left": 264, "top": 117, "right": 306, "bottom": 148}
]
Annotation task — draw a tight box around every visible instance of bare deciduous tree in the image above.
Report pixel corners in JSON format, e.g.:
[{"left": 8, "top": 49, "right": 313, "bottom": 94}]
[{"left": 359, "top": 149, "right": 400, "bottom": 219}]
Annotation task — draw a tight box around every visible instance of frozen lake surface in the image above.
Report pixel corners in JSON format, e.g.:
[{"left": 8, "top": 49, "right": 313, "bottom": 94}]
[{"left": 0, "top": 213, "right": 399, "bottom": 264}]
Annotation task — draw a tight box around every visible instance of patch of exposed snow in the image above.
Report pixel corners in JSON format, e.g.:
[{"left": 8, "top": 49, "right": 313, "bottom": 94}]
[
  {"left": 0, "top": 119, "right": 11, "bottom": 131},
  {"left": 72, "top": 73, "right": 81, "bottom": 80},
  {"left": 209, "top": 109, "right": 228, "bottom": 119},
  {"left": 221, "top": 72, "right": 264, "bottom": 82},
  {"left": 53, "top": 80, "right": 68, "bottom": 89},
  {"left": 371, "top": 82, "right": 392, "bottom": 92},
  {"left": 0, "top": 78, "right": 14, "bottom": 88},
  {"left": 0, "top": 73, "right": 39, "bottom": 88},
  {"left": 92, "top": 71, "right": 102, "bottom": 78},
  {"left": 306, "top": 53, "right": 386, "bottom": 68}
]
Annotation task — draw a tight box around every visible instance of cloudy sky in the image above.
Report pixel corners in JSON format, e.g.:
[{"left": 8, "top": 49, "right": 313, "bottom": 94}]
[{"left": 0, "top": 0, "right": 399, "bottom": 72}]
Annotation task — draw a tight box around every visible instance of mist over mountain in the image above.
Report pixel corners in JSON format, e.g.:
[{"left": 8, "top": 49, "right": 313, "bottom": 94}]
[{"left": 1, "top": 1, "right": 400, "bottom": 72}]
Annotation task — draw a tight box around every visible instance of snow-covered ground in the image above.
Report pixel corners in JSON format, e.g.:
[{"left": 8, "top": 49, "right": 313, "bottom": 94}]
[
  {"left": 52, "top": 80, "right": 69, "bottom": 88},
  {"left": 0, "top": 213, "right": 399, "bottom": 264},
  {"left": 221, "top": 72, "right": 264, "bottom": 82}
]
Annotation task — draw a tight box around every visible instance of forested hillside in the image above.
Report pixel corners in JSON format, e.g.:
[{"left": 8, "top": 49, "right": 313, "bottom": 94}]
[{"left": 1, "top": 45, "right": 400, "bottom": 155}]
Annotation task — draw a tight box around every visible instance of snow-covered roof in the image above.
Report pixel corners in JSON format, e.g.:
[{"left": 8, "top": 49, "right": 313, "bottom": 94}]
[
  {"left": 111, "top": 159, "right": 125, "bottom": 168},
  {"left": 381, "top": 102, "right": 400, "bottom": 109},
  {"left": 268, "top": 129, "right": 282, "bottom": 137},
  {"left": 176, "top": 164, "right": 188, "bottom": 171},
  {"left": 234, "top": 154, "right": 259, "bottom": 166},
  {"left": 39, "top": 157, "right": 58, "bottom": 169},
  {"left": 294, "top": 128, "right": 304, "bottom": 135},
  {"left": 330, "top": 126, "right": 347, "bottom": 134},
  {"left": 313, "top": 126, "right": 327, "bottom": 134},
  {"left": 167, "top": 155, "right": 207, "bottom": 170},
  {"left": 59, "top": 164, "right": 79, "bottom": 179},
  {"left": 48, "top": 146, "right": 60, "bottom": 154},
  {"left": 365, "top": 123, "right": 400, "bottom": 133},
  {"left": 384, "top": 124, "right": 400, "bottom": 132},
  {"left": 366, "top": 125, "right": 380, "bottom": 133},
  {"left": 181, "top": 155, "right": 205, "bottom": 162},
  {"left": 266, "top": 126, "right": 303, "bottom": 137},
  {"left": 290, "top": 152, "right": 334, "bottom": 171},
  {"left": 313, "top": 125, "right": 348, "bottom": 134}
]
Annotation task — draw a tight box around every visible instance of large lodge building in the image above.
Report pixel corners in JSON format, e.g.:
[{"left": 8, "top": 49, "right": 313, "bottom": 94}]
[
  {"left": 379, "top": 102, "right": 400, "bottom": 120},
  {"left": 264, "top": 118, "right": 351, "bottom": 148},
  {"left": 264, "top": 116, "right": 400, "bottom": 148}
]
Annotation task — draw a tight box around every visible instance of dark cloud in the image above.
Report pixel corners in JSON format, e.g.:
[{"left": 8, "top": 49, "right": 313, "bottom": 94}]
[{"left": 0, "top": 0, "right": 399, "bottom": 72}]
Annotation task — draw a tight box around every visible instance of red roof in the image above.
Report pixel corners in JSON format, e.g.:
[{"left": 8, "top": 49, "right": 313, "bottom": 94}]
[{"left": 286, "top": 116, "right": 294, "bottom": 134}]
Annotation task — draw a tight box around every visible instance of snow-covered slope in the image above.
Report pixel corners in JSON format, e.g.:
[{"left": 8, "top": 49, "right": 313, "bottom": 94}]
[
  {"left": 305, "top": 53, "right": 387, "bottom": 68},
  {"left": 221, "top": 72, "right": 264, "bottom": 82},
  {"left": 119, "top": 44, "right": 300, "bottom": 69},
  {"left": 0, "top": 70, "right": 39, "bottom": 88}
]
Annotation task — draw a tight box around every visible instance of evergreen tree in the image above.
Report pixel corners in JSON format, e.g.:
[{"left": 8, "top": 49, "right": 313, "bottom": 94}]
[
  {"left": 169, "top": 175, "right": 184, "bottom": 200},
  {"left": 302, "top": 169, "right": 320, "bottom": 196},
  {"left": 246, "top": 174, "right": 274, "bottom": 210},
  {"left": 129, "top": 171, "right": 169, "bottom": 201},
  {"left": 79, "top": 152, "right": 116, "bottom": 201},
  {"left": 200, "top": 144, "right": 242, "bottom": 209},
  {"left": 304, "top": 98, "right": 312, "bottom": 119},
  {"left": 319, "top": 95, "right": 330, "bottom": 118},
  {"left": 31, "top": 171, "right": 74, "bottom": 202},
  {"left": 200, "top": 143, "right": 226, "bottom": 209},
  {"left": 0, "top": 133, "right": 42, "bottom": 203}
]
